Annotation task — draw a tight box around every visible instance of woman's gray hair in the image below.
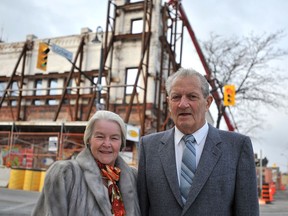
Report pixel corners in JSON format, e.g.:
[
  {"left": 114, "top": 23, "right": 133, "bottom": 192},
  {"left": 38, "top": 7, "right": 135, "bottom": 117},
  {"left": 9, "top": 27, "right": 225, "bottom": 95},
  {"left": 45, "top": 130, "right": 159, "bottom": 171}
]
[
  {"left": 83, "top": 110, "right": 126, "bottom": 150},
  {"left": 165, "top": 68, "right": 210, "bottom": 98}
]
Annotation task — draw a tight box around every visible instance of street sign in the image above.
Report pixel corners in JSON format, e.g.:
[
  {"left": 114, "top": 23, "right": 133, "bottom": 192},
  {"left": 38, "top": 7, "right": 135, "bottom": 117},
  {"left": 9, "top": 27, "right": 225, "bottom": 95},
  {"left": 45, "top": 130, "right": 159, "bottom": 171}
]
[
  {"left": 51, "top": 44, "right": 73, "bottom": 61},
  {"left": 126, "top": 124, "right": 140, "bottom": 142}
]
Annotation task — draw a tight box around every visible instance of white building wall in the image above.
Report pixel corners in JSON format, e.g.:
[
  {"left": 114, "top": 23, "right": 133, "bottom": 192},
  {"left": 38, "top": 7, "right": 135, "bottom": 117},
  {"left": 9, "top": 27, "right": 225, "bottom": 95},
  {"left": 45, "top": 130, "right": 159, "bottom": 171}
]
[
  {"left": 0, "top": 0, "right": 168, "bottom": 108},
  {"left": 0, "top": 29, "right": 104, "bottom": 74},
  {"left": 111, "top": 0, "right": 165, "bottom": 105},
  {"left": 0, "top": 0, "right": 214, "bottom": 126},
  {"left": 0, "top": 28, "right": 105, "bottom": 99}
]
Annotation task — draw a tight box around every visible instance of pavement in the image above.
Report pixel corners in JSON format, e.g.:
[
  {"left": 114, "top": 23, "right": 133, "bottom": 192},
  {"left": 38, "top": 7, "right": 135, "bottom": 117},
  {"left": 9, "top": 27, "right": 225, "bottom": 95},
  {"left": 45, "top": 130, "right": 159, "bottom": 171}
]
[
  {"left": 0, "top": 187, "right": 287, "bottom": 215},
  {"left": 260, "top": 189, "right": 288, "bottom": 216},
  {"left": 0, "top": 188, "right": 40, "bottom": 216}
]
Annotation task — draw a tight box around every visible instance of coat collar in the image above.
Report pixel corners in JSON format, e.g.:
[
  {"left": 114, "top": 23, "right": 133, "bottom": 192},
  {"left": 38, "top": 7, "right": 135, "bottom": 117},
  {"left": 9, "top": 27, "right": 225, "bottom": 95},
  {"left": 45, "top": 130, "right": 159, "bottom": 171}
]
[
  {"left": 76, "top": 148, "right": 139, "bottom": 215},
  {"left": 76, "top": 148, "right": 112, "bottom": 215}
]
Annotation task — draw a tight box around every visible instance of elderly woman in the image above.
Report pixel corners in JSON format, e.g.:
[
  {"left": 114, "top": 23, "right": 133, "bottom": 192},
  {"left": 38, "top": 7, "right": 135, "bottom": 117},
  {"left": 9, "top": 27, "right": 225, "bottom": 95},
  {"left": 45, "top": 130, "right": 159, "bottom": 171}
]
[{"left": 32, "top": 110, "right": 140, "bottom": 216}]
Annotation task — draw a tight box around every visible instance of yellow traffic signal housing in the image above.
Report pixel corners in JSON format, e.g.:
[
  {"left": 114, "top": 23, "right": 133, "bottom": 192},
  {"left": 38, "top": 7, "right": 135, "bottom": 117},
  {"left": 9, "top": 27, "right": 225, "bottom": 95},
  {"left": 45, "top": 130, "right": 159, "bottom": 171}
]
[
  {"left": 223, "top": 85, "right": 235, "bottom": 106},
  {"left": 36, "top": 42, "right": 50, "bottom": 71}
]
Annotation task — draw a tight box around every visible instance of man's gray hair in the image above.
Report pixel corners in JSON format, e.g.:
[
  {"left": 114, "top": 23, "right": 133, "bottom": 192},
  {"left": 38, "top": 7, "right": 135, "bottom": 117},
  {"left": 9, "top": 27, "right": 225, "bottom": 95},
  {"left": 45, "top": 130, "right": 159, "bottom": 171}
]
[{"left": 165, "top": 68, "right": 210, "bottom": 98}]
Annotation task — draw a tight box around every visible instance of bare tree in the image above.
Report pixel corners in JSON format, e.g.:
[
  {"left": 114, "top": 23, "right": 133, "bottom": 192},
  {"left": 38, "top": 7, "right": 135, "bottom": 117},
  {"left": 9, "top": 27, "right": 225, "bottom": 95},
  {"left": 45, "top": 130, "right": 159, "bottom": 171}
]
[{"left": 201, "top": 31, "right": 288, "bottom": 137}]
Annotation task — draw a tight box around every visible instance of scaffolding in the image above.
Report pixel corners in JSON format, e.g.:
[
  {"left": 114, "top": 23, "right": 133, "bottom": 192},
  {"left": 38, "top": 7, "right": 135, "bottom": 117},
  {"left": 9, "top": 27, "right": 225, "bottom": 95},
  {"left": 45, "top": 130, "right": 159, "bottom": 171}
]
[{"left": 0, "top": 0, "right": 233, "bottom": 169}]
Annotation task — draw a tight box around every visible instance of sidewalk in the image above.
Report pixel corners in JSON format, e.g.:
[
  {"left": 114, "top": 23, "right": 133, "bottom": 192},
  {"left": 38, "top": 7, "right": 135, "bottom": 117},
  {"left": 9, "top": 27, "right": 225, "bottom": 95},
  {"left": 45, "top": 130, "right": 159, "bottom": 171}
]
[
  {"left": 260, "top": 189, "right": 288, "bottom": 216},
  {"left": 0, "top": 187, "right": 287, "bottom": 215},
  {"left": 0, "top": 188, "right": 40, "bottom": 216}
]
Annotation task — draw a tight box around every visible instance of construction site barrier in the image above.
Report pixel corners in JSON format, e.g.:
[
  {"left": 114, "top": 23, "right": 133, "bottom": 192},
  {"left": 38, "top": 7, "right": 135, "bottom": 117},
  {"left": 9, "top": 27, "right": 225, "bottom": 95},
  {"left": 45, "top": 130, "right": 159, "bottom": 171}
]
[
  {"left": 8, "top": 167, "right": 46, "bottom": 191},
  {"left": 8, "top": 167, "right": 26, "bottom": 189},
  {"left": 262, "top": 183, "right": 273, "bottom": 203},
  {"left": 39, "top": 170, "right": 46, "bottom": 192},
  {"left": 270, "top": 182, "right": 276, "bottom": 196},
  {"left": 23, "top": 169, "right": 39, "bottom": 191}
]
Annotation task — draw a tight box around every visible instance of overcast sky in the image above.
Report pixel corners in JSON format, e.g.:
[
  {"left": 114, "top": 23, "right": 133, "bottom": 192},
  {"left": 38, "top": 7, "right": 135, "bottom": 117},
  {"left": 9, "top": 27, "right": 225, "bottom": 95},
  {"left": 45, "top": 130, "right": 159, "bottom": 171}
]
[{"left": 1, "top": 0, "right": 288, "bottom": 172}]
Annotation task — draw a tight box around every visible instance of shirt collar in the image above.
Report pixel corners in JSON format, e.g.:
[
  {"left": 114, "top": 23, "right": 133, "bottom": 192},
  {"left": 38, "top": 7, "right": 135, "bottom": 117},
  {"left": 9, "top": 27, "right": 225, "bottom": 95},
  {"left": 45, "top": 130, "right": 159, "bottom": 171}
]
[{"left": 175, "top": 122, "right": 209, "bottom": 146}]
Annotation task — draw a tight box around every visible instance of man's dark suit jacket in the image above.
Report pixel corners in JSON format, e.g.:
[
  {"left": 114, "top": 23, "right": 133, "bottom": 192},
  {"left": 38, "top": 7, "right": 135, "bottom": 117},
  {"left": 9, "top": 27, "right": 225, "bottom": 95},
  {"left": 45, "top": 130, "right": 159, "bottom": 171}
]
[{"left": 137, "top": 124, "right": 259, "bottom": 216}]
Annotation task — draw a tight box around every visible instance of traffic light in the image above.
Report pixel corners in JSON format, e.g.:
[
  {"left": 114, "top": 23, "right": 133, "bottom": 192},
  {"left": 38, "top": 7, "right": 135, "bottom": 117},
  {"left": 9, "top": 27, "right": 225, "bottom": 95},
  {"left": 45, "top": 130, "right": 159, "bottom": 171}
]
[
  {"left": 36, "top": 42, "right": 50, "bottom": 71},
  {"left": 223, "top": 84, "right": 235, "bottom": 106}
]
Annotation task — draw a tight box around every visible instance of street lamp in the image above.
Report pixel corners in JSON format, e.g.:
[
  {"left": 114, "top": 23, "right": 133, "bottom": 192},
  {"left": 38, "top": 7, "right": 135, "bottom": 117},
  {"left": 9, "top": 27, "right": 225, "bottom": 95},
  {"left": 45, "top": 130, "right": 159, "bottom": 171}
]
[{"left": 92, "top": 26, "right": 104, "bottom": 110}]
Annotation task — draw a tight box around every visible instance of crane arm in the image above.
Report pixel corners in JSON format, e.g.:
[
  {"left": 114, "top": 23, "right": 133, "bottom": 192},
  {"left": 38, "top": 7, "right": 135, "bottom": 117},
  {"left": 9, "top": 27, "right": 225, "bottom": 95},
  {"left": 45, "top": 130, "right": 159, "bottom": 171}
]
[{"left": 168, "top": 0, "right": 235, "bottom": 131}]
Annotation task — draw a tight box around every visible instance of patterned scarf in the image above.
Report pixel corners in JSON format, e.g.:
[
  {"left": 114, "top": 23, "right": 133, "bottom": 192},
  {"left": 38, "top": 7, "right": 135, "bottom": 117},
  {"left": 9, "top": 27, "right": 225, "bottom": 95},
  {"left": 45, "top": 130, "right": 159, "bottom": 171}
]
[{"left": 96, "top": 160, "right": 126, "bottom": 216}]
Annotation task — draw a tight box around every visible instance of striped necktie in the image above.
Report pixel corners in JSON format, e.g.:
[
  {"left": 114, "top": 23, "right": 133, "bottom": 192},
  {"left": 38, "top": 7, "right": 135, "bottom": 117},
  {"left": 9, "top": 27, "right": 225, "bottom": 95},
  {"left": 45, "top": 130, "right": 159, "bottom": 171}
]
[{"left": 180, "top": 134, "right": 196, "bottom": 204}]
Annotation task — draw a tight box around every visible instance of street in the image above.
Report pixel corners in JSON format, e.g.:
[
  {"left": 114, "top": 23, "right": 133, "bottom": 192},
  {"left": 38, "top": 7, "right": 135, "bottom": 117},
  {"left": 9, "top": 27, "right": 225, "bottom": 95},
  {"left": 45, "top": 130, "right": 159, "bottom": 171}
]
[
  {"left": 0, "top": 187, "right": 287, "bottom": 215},
  {"left": 260, "top": 189, "right": 288, "bottom": 216},
  {"left": 0, "top": 188, "right": 40, "bottom": 216}
]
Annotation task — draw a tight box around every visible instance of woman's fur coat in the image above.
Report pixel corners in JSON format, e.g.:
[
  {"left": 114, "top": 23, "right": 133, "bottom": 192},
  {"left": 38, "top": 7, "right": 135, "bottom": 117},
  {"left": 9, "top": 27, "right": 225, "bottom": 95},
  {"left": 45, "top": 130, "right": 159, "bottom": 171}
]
[{"left": 32, "top": 148, "right": 140, "bottom": 216}]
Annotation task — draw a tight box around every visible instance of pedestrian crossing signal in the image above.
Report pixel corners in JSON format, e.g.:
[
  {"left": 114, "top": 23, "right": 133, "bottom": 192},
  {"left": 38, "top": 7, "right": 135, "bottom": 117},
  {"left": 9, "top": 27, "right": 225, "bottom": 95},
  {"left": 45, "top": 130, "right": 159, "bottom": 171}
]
[
  {"left": 223, "top": 85, "right": 235, "bottom": 106},
  {"left": 36, "top": 42, "right": 50, "bottom": 71}
]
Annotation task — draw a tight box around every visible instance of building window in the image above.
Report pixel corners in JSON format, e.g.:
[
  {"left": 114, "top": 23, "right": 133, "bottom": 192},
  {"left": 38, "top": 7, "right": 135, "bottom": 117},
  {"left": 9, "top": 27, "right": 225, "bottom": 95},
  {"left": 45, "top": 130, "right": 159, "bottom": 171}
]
[
  {"left": 47, "top": 79, "right": 58, "bottom": 105},
  {"left": 128, "top": 0, "right": 144, "bottom": 3},
  {"left": 10, "top": 100, "right": 17, "bottom": 106},
  {"left": 92, "top": 76, "right": 107, "bottom": 93},
  {"left": 65, "top": 78, "right": 73, "bottom": 94},
  {"left": 125, "top": 68, "right": 141, "bottom": 104},
  {"left": 33, "top": 79, "right": 42, "bottom": 105},
  {"left": 63, "top": 78, "right": 73, "bottom": 104},
  {"left": 126, "top": 68, "right": 139, "bottom": 95},
  {"left": 9, "top": 81, "right": 18, "bottom": 106},
  {"left": 131, "top": 19, "right": 143, "bottom": 34},
  {"left": 0, "top": 81, "right": 5, "bottom": 97},
  {"left": 11, "top": 81, "right": 19, "bottom": 97},
  {"left": 92, "top": 76, "right": 107, "bottom": 106}
]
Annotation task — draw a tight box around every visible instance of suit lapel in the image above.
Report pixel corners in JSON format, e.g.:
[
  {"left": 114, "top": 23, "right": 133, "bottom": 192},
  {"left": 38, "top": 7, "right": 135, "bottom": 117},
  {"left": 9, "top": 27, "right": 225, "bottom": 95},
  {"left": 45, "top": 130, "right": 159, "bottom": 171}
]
[
  {"left": 182, "top": 125, "right": 222, "bottom": 214},
  {"left": 158, "top": 128, "right": 183, "bottom": 206}
]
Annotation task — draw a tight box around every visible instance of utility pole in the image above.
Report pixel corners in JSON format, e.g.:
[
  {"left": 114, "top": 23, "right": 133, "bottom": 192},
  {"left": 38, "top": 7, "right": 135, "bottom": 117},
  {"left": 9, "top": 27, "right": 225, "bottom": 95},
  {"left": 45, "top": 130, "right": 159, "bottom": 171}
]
[
  {"left": 92, "top": 26, "right": 104, "bottom": 110},
  {"left": 259, "top": 149, "right": 263, "bottom": 197}
]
